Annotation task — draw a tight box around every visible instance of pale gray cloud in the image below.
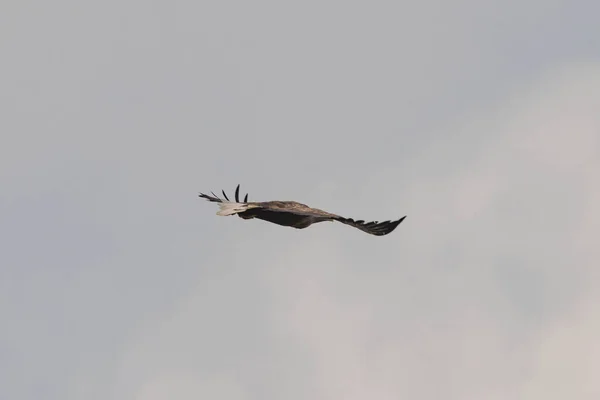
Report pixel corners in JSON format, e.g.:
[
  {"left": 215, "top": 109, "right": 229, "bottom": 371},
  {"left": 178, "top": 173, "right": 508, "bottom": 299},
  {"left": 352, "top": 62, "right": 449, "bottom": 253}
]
[{"left": 1, "top": 1, "right": 599, "bottom": 399}]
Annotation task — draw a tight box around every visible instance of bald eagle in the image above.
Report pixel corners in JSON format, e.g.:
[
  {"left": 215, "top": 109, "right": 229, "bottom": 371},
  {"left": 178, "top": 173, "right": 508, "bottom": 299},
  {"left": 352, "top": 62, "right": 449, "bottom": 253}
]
[{"left": 199, "top": 184, "right": 406, "bottom": 236}]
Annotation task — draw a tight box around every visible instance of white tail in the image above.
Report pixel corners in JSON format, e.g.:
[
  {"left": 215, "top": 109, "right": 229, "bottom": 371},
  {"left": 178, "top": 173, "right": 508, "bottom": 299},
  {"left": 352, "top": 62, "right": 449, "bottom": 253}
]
[{"left": 217, "top": 202, "right": 249, "bottom": 216}]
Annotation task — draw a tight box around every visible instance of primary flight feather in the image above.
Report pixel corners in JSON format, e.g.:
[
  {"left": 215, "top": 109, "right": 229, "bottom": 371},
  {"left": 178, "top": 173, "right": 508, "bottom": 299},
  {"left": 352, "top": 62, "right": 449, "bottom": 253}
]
[{"left": 199, "top": 184, "right": 406, "bottom": 236}]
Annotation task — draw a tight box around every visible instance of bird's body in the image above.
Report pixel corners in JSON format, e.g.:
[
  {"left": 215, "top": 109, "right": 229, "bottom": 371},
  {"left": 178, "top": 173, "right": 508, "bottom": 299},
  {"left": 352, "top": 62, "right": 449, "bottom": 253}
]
[
  {"left": 199, "top": 185, "right": 406, "bottom": 236},
  {"left": 237, "top": 201, "right": 337, "bottom": 228}
]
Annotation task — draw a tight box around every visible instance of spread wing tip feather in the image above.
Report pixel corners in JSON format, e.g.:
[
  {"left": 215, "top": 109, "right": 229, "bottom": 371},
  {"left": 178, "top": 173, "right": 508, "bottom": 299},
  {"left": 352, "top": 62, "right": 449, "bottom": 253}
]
[
  {"left": 199, "top": 185, "right": 250, "bottom": 204},
  {"left": 337, "top": 215, "right": 406, "bottom": 236}
]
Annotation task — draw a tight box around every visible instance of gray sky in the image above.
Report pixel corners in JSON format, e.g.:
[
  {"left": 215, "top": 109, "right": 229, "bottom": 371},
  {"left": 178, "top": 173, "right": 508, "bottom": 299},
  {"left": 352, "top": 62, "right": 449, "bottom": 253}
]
[{"left": 1, "top": 1, "right": 599, "bottom": 399}]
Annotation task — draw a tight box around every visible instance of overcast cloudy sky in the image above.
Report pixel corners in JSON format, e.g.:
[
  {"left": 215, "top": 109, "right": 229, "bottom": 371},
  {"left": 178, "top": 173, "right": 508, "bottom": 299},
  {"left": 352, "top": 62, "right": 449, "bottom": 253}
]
[{"left": 1, "top": 1, "right": 599, "bottom": 399}]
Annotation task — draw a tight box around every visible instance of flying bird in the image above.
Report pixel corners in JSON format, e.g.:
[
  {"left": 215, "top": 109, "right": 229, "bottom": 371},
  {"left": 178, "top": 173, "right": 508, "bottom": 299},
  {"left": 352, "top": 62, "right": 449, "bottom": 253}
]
[{"left": 198, "top": 184, "right": 406, "bottom": 236}]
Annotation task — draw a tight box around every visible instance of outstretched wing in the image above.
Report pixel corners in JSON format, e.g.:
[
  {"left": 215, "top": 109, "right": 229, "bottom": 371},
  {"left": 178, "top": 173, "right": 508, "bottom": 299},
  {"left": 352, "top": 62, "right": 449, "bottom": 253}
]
[{"left": 335, "top": 215, "right": 406, "bottom": 236}]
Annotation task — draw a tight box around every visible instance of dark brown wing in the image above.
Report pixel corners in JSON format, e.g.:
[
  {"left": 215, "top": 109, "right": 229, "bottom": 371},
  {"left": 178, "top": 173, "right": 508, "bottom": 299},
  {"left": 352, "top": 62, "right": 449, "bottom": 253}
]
[{"left": 334, "top": 215, "right": 406, "bottom": 236}]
